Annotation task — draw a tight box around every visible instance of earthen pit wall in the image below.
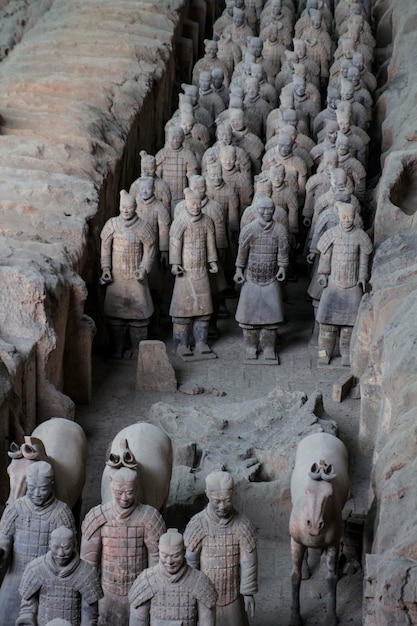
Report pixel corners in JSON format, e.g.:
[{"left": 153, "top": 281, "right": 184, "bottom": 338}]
[
  {"left": 351, "top": 0, "right": 417, "bottom": 621},
  {"left": 0, "top": 0, "right": 202, "bottom": 503}
]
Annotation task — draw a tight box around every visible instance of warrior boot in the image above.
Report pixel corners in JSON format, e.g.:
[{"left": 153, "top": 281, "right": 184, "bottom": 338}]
[
  {"left": 243, "top": 328, "right": 260, "bottom": 359},
  {"left": 340, "top": 326, "right": 353, "bottom": 366},
  {"left": 128, "top": 322, "right": 149, "bottom": 360},
  {"left": 193, "top": 320, "right": 212, "bottom": 354},
  {"left": 318, "top": 324, "right": 337, "bottom": 365},
  {"left": 260, "top": 328, "right": 278, "bottom": 361},
  {"left": 107, "top": 320, "right": 127, "bottom": 359},
  {"left": 173, "top": 322, "right": 193, "bottom": 357}
]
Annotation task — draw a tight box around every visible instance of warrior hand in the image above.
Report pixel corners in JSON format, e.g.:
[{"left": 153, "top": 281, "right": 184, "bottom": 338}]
[
  {"left": 171, "top": 264, "right": 184, "bottom": 276},
  {"left": 160, "top": 251, "right": 169, "bottom": 269},
  {"left": 306, "top": 253, "right": 316, "bottom": 265},
  {"left": 134, "top": 268, "right": 146, "bottom": 282},
  {"left": 244, "top": 595, "right": 255, "bottom": 618},
  {"left": 303, "top": 217, "right": 311, "bottom": 228},
  {"left": 100, "top": 269, "right": 112, "bottom": 283},
  {"left": 209, "top": 262, "right": 218, "bottom": 274},
  {"left": 358, "top": 279, "right": 366, "bottom": 292},
  {"left": 318, "top": 274, "right": 328, "bottom": 287},
  {"left": 234, "top": 268, "right": 245, "bottom": 284},
  {"left": 276, "top": 267, "right": 286, "bottom": 281}
]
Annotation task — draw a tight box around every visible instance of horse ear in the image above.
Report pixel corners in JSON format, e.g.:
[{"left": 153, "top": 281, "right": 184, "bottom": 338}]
[{"left": 8, "top": 442, "right": 23, "bottom": 459}]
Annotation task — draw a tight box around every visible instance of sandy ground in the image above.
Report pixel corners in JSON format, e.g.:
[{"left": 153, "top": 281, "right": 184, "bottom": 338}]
[{"left": 77, "top": 261, "right": 370, "bottom": 625}]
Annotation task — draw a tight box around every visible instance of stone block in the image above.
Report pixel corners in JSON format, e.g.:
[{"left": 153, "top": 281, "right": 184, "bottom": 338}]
[{"left": 136, "top": 340, "right": 177, "bottom": 391}]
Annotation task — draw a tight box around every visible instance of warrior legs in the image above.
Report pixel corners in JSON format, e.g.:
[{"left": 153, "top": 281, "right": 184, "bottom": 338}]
[{"left": 318, "top": 324, "right": 337, "bottom": 365}]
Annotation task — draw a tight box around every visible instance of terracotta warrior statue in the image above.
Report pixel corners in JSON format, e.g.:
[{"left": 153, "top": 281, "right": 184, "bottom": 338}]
[
  {"left": 316, "top": 201, "right": 372, "bottom": 365},
  {"left": 132, "top": 176, "right": 171, "bottom": 334},
  {"left": 129, "top": 529, "right": 217, "bottom": 626},
  {"left": 138, "top": 150, "right": 171, "bottom": 213},
  {"left": 211, "top": 67, "right": 230, "bottom": 109},
  {"left": 81, "top": 467, "right": 166, "bottom": 625},
  {"left": 100, "top": 190, "right": 155, "bottom": 359},
  {"left": 155, "top": 124, "right": 199, "bottom": 214},
  {"left": 16, "top": 526, "right": 102, "bottom": 626},
  {"left": 0, "top": 461, "right": 76, "bottom": 626},
  {"left": 234, "top": 193, "right": 288, "bottom": 362},
  {"left": 169, "top": 187, "right": 218, "bottom": 358},
  {"left": 192, "top": 39, "right": 230, "bottom": 86},
  {"left": 184, "top": 470, "right": 258, "bottom": 626}
]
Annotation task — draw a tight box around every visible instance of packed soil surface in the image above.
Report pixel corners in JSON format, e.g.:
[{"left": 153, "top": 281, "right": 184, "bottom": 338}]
[{"left": 77, "top": 262, "right": 370, "bottom": 625}]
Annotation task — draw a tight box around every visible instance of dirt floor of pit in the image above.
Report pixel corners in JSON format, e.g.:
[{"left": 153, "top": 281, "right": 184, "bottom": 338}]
[{"left": 76, "top": 260, "right": 371, "bottom": 625}]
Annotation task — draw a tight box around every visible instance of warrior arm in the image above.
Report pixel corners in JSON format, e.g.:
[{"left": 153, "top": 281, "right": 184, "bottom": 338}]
[
  {"left": 157, "top": 208, "right": 171, "bottom": 252},
  {"left": 140, "top": 237, "right": 156, "bottom": 275},
  {"left": 186, "top": 548, "right": 201, "bottom": 570},
  {"left": 100, "top": 229, "right": 113, "bottom": 271},
  {"left": 81, "top": 600, "right": 99, "bottom": 626},
  {"left": 129, "top": 602, "right": 150, "bottom": 626},
  {"left": 206, "top": 220, "right": 219, "bottom": 266},
  {"left": 240, "top": 547, "right": 258, "bottom": 596},
  {"left": 0, "top": 530, "right": 12, "bottom": 562},
  {"left": 16, "top": 596, "right": 38, "bottom": 626},
  {"left": 198, "top": 601, "right": 216, "bottom": 626},
  {"left": 317, "top": 248, "right": 332, "bottom": 277},
  {"left": 144, "top": 509, "right": 166, "bottom": 568},
  {"left": 80, "top": 531, "right": 102, "bottom": 569}
]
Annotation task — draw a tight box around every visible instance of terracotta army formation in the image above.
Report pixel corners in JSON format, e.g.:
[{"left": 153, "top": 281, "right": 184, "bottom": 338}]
[
  {"left": 100, "top": 190, "right": 155, "bottom": 358},
  {"left": 169, "top": 187, "right": 218, "bottom": 359},
  {"left": 316, "top": 201, "right": 372, "bottom": 366},
  {"left": 0, "top": 461, "right": 76, "bottom": 626},
  {"left": 81, "top": 466, "right": 166, "bottom": 624},
  {"left": 184, "top": 470, "right": 258, "bottom": 626},
  {"left": 129, "top": 529, "right": 217, "bottom": 626},
  {"left": 16, "top": 526, "right": 102, "bottom": 626},
  {"left": 234, "top": 193, "right": 288, "bottom": 363}
]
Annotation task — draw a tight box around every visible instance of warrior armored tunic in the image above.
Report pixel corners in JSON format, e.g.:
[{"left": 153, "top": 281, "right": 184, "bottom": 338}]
[
  {"left": 184, "top": 507, "right": 257, "bottom": 626},
  {"left": 235, "top": 218, "right": 289, "bottom": 327},
  {"left": 0, "top": 495, "right": 76, "bottom": 626},
  {"left": 81, "top": 501, "right": 166, "bottom": 625},
  {"left": 100, "top": 215, "right": 155, "bottom": 321},
  {"left": 18, "top": 552, "right": 102, "bottom": 626},
  {"left": 129, "top": 563, "right": 217, "bottom": 626},
  {"left": 169, "top": 212, "right": 217, "bottom": 319},
  {"left": 316, "top": 224, "right": 372, "bottom": 326}
]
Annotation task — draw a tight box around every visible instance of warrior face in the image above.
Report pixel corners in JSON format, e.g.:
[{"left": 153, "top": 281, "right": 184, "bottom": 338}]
[
  {"left": 199, "top": 74, "right": 212, "bottom": 92},
  {"left": 185, "top": 195, "right": 202, "bottom": 217},
  {"left": 139, "top": 178, "right": 154, "bottom": 201},
  {"left": 111, "top": 480, "right": 136, "bottom": 509},
  {"left": 120, "top": 197, "right": 136, "bottom": 220},
  {"left": 337, "top": 115, "right": 351, "bottom": 133},
  {"left": 250, "top": 38, "right": 263, "bottom": 59},
  {"left": 190, "top": 178, "right": 206, "bottom": 201},
  {"left": 207, "top": 163, "right": 223, "bottom": 186},
  {"left": 207, "top": 490, "right": 233, "bottom": 518},
  {"left": 160, "top": 543, "right": 185, "bottom": 575},
  {"left": 257, "top": 196, "right": 275, "bottom": 223},
  {"left": 212, "top": 69, "right": 224, "bottom": 90},
  {"left": 169, "top": 128, "right": 184, "bottom": 150},
  {"left": 50, "top": 531, "right": 75, "bottom": 568},
  {"left": 278, "top": 137, "right": 293, "bottom": 158},
  {"left": 27, "top": 476, "right": 53, "bottom": 507},
  {"left": 206, "top": 41, "right": 217, "bottom": 59},
  {"left": 141, "top": 160, "right": 156, "bottom": 178},
  {"left": 338, "top": 205, "right": 355, "bottom": 231}
]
